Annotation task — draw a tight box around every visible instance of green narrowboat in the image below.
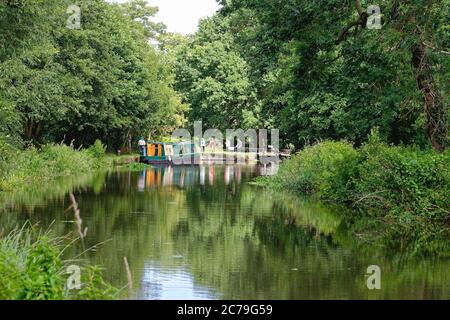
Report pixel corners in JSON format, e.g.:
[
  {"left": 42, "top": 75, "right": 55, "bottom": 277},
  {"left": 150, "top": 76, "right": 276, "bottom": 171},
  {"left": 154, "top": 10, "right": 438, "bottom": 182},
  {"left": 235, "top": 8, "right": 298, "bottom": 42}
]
[{"left": 140, "top": 141, "right": 201, "bottom": 165}]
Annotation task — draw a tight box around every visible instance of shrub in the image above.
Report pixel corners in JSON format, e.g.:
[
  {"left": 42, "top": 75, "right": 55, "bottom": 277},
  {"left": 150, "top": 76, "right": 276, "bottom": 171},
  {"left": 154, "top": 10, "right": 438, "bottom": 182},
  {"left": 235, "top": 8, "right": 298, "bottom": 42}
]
[
  {"left": 87, "top": 140, "right": 107, "bottom": 161},
  {"left": 0, "top": 142, "right": 107, "bottom": 191},
  {"left": 20, "top": 236, "right": 64, "bottom": 300},
  {"left": 348, "top": 135, "right": 450, "bottom": 256},
  {"left": 77, "top": 266, "right": 119, "bottom": 300},
  {"left": 268, "top": 140, "right": 358, "bottom": 195},
  {"left": 262, "top": 133, "right": 450, "bottom": 256},
  {"left": 351, "top": 135, "right": 450, "bottom": 220},
  {"left": 0, "top": 226, "right": 119, "bottom": 300}
]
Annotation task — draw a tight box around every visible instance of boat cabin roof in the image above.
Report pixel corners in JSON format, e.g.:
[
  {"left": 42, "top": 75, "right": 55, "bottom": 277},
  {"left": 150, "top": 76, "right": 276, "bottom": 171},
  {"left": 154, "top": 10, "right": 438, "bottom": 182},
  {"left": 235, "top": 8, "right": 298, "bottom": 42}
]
[
  {"left": 148, "top": 142, "right": 166, "bottom": 146},
  {"left": 147, "top": 141, "right": 195, "bottom": 147}
]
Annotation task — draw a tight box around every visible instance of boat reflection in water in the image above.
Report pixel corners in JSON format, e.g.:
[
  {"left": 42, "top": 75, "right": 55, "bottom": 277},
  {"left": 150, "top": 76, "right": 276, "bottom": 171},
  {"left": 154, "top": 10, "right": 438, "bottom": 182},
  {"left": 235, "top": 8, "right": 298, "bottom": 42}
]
[
  {"left": 138, "top": 162, "right": 280, "bottom": 191},
  {"left": 137, "top": 164, "right": 281, "bottom": 191}
]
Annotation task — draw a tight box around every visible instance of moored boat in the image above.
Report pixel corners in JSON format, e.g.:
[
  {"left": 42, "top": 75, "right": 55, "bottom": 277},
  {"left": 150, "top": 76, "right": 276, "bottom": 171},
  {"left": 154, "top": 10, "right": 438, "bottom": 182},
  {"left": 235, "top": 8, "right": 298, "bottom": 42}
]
[{"left": 140, "top": 141, "right": 201, "bottom": 165}]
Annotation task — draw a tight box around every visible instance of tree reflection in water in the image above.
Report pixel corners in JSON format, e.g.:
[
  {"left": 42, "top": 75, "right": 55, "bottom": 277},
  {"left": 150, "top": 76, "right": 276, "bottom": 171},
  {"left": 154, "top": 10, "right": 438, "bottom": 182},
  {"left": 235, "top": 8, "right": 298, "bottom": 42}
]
[{"left": 2, "top": 164, "right": 449, "bottom": 300}]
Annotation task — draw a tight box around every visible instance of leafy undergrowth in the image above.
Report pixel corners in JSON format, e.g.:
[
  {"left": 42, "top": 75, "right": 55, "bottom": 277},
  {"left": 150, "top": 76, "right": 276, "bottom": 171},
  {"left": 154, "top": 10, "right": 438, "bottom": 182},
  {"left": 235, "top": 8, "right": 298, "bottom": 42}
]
[
  {"left": 258, "top": 132, "right": 450, "bottom": 257},
  {"left": 0, "top": 140, "right": 107, "bottom": 192},
  {"left": 0, "top": 225, "right": 119, "bottom": 300}
]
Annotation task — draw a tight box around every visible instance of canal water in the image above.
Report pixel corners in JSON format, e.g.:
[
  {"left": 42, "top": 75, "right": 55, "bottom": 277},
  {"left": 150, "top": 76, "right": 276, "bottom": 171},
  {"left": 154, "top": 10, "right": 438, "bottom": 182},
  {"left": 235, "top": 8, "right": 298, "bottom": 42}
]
[{"left": 1, "top": 165, "right": 449, "bottom": 299}]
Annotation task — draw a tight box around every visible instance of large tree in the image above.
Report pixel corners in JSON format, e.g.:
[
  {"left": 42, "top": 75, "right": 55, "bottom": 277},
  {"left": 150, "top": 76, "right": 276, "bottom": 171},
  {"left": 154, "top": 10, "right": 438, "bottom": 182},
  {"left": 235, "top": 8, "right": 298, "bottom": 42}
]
[
  {"left": 173, "top": 16, "right": 258, "bottom": 130},
  {"left": 0, "top": 0, "right": 187, "bottom": 149},
  {"left": 118, "top": 0, "right": 167, "bottom": 40},
  {"left": 335, "top": 0, "right": 449, "bottom": 151},
  {"left": 208, "top": 0, "right": 449, "bottom": 150}
]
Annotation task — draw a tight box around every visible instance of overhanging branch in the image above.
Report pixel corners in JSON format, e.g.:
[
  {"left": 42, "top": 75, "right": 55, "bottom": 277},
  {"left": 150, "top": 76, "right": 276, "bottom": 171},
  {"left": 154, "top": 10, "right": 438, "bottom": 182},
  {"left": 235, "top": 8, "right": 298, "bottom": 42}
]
[
  {"left": 355, "top": 0, "right": 364, "bottom": 17},
  {"left": 335, "top": 0, "right": 368, "bottom": 44},
  {"left": 336, "top": 19, "right": 362, "bottom": 44}
]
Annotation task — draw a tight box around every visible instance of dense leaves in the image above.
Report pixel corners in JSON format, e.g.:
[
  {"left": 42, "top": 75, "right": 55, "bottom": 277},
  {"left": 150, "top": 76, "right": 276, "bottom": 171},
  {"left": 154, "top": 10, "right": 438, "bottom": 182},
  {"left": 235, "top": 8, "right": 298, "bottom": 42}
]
[
  {"left": 0, "top": 0, "right": 187, "bottom": 150},
  {"left": 259, "top": 132, "right": 450, "bottom": 256},
  {"left": 173, "top": 16, "right": 258, "bottom": 130},
  {"left": 175, "top": 0, "right": 448, "bottom": 149}
]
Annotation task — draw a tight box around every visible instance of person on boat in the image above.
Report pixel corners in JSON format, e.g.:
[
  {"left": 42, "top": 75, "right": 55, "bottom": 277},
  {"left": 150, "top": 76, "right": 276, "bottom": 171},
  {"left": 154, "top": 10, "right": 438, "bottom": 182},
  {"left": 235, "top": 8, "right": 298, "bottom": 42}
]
[
  {"left": 138, "top": 137, "right": 147, "bottom": 156},
  {"left": 200, "top": 138, "right": 206, "bottom": 153}
]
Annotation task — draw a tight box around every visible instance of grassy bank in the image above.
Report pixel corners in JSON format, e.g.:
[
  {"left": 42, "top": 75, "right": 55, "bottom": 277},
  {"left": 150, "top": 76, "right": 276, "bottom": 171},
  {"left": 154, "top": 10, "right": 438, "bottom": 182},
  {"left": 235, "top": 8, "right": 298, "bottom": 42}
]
[
  {"left": 0, "top": 140, "right": 108, "bottom": 192},
  {"left": 0, "top": 225, "right": 118, "bottom": 300},
  {"left": 258, "top": 133, "right": 450, "bottom": 257},
  {"left": 0, "top": 141, "right": 125, "bottom": 300}
]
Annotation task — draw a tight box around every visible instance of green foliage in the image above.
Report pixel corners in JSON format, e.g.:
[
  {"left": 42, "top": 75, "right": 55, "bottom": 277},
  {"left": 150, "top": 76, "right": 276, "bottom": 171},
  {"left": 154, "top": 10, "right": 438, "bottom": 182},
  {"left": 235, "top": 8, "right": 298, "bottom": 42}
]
[
  {"left": 173, "top": 15, "right": 258, "bottom": 130},
  {"left": 87, "top": 140, "right": 107, "bottom": 162},
  {"left": 261, "top": 134, "right": 450, "bottom": 256},
  {"left": 268, "top": 141, "right": 357, "bottom": 195},
  {"left": 180, "top": 0, "right": 449, "bottom": 149},
  {"left": 0, "top": 99, "right": 21, "bottom": 144},
  {"left": 347, "top": 134, "right": 450, "bottom": 256},
  {"left": 0, "top": 98, "right": 21, "bottom": 175},
  {"left": 77, "top": 266, "right": 118, "bottom": 300},
  {"left": 20, "top": 236, "right": 64, "bottom": 300},
  {"left": 350, "top": 133, "right": 450, "bottom": 218},
  {"left": 0, "top": 0, "right": 187, "bottom": 149},
  {"left": 0, "top": 137, "right": 16, "bottom": 176},
  {"left": 0, "top": 226, "right": 118, "bottom": 300},
  {"left": 118, "top": 0, "right": 166, "bottom": 40},
  {"left": 0, "top": 143, "right": 107, "bottom": 191}
]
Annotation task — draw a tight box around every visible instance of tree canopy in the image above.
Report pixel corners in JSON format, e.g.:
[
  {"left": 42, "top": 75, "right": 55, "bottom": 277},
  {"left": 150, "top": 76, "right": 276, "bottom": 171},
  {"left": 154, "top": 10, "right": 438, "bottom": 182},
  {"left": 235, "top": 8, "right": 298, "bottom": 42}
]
[
  {"left": 0, "top": 0, "right": 448, "bottom": 151},
  {"left": 174, "top": 0, "right": 449, "bottom": 150},
  {"left": 0, "top": 0, "right": 187, "bottom": 150}
]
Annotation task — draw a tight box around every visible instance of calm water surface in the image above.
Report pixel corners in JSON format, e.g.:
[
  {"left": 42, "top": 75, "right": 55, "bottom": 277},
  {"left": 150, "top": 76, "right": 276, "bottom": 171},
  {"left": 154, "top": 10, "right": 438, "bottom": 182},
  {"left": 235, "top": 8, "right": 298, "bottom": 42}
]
[{"left": 1, "top": 165, "right": 449, "bottom": 300}]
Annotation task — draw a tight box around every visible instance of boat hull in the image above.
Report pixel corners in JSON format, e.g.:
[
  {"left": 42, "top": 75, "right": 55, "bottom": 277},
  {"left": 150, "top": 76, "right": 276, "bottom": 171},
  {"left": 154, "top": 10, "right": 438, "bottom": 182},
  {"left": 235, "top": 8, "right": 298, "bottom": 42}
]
[{"left": 140, "top": 155, "right": 201, "bottom": 165}]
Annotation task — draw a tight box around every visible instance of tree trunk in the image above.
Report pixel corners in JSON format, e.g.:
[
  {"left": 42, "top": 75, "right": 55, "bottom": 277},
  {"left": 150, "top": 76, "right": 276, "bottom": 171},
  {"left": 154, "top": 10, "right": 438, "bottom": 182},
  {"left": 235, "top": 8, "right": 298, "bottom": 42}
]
[
  {"left": 24, "top": 119, "right": 33, "bottom": 141},
  {"left": 411, "top": 42, "right": 448, "bottom": 152},
  {"left": 24, "top": 119, "right": 42, "bottom": 142}
]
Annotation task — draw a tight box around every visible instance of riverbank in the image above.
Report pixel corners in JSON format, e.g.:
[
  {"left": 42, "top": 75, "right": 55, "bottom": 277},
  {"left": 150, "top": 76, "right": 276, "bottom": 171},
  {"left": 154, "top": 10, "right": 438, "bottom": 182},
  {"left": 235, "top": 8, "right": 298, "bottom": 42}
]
[
  {"left": 256, "top": 133, "right": 450, "bottom": 257},
  {"left": 0, "top": 141, "right": 124, "bottom": 300},
  {"left": 1, "top": 157, "right": 449, "bottom": 299},
  {"left": 0, "top": 140, "right": 108, "bottom": 192},
  {"left": 0, "top": 225, "right": 118, "bottom": 300}
]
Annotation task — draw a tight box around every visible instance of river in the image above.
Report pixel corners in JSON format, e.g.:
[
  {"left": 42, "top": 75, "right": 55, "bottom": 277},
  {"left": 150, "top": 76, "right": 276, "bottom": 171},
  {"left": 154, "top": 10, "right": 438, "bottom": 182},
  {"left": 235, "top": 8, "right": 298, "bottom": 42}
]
[{"left": 1, "top": 164, "right": 448, "bottom": 299}]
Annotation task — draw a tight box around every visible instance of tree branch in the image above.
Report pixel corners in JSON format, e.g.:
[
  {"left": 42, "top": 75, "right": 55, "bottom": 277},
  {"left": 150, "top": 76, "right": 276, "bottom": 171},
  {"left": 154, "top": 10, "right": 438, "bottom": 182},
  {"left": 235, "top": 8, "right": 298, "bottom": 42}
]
[
  {"left": 335, "top": 0, "right": 368, "bottom": 44},
  {"left": 355, "top": 0, "right": 364, "bottom": 17},
  {"left": 336, "top": 19, "right": 361, "bottom": 44},
  {"left": 390, "top": 0, "right": 399, "bottom": 19},
  {"left": 423, "top": 41, "right": 450, "bottom": 56}
]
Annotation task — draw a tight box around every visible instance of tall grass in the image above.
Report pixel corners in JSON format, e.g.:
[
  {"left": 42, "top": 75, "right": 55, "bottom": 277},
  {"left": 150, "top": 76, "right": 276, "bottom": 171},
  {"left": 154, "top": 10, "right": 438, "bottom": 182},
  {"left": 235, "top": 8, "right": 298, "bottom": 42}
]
[
  {"left": 0, "top": 140, "right": 107, "bottom": 192},
  {"left": 0, "top": 224, "right": 118, "bottom": 300}
]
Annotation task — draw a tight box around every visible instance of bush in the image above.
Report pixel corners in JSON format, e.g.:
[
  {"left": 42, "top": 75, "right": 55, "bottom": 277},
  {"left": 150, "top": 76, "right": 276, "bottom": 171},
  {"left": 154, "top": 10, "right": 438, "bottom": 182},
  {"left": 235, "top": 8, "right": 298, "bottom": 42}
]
[
  {"left": 351, "top": 134, "right": 450, "bottom": 220},
  {"left": 348, "top": 135, "right": 450, "bottom": 256},
  {"left": 0, "top": 142, "right": 107, "bottom": 191},
  {"left": 87, "top": 140, "right": 107, "bottom": 161},
  {"left": 268, "top": 140, "right": 358, "bottom": 196},
  {"left": 262, "top": 133, "right": 450, "bottom": 256},
  {"left": 0, "top": 226, "right": 118, "bottom": 300}
]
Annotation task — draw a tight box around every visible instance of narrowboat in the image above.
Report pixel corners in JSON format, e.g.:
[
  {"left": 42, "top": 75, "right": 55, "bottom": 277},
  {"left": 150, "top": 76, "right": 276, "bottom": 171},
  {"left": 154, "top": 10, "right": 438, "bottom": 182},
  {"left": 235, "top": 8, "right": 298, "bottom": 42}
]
[{"left": 140, "top": 141, "right": 201, "bottom": 165}]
